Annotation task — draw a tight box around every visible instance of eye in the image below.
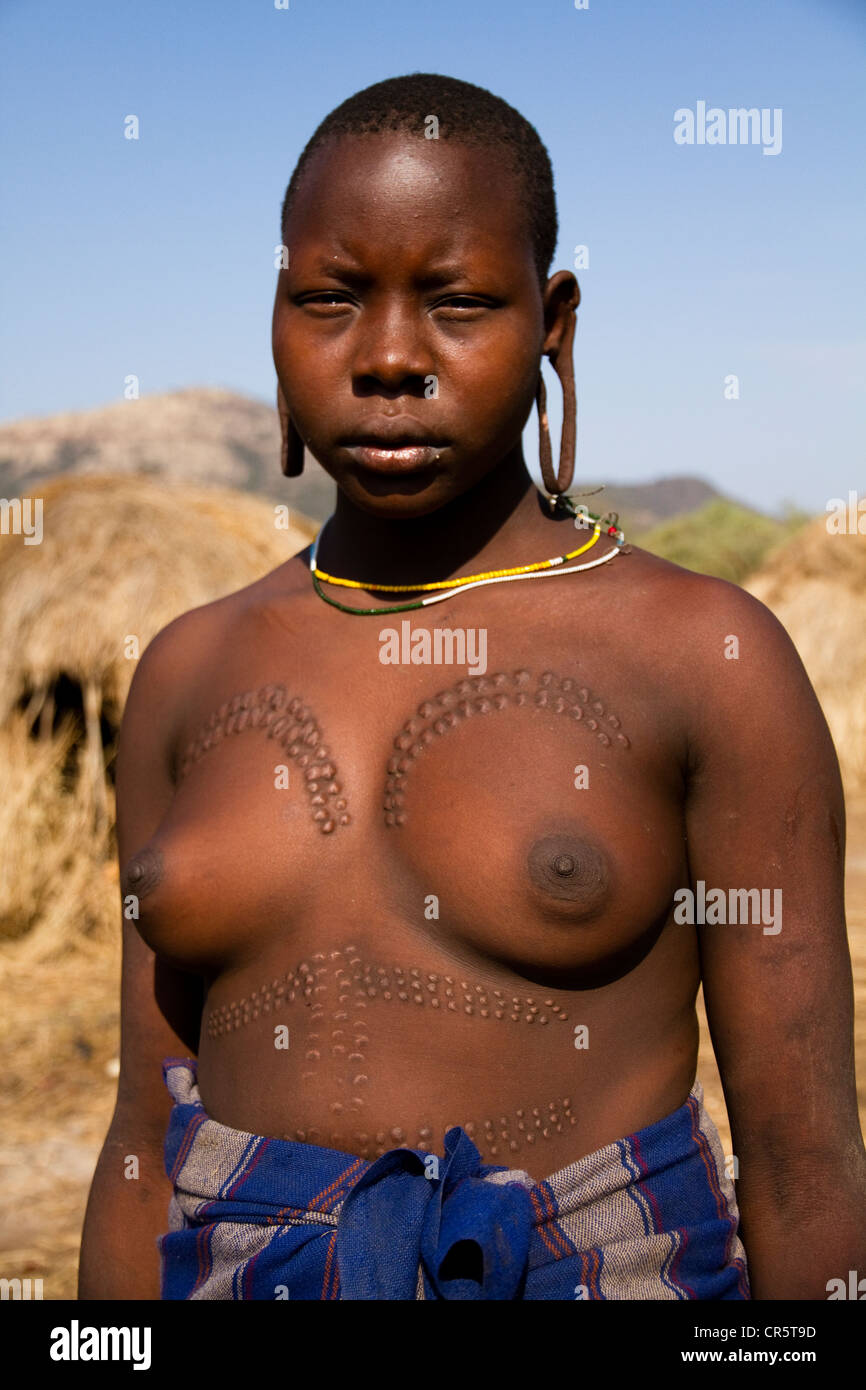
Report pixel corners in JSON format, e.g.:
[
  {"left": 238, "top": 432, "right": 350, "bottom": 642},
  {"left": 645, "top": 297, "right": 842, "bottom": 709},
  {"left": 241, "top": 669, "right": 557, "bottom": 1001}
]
[
  {"left": 436, "top": 296, "right": 488, "bottom": 309},
  {"left": 432, "top": 295, "right": 496, "bottom": 320},
  {"left": 296, "top": 292, "right": 355, "bottom": 313}
]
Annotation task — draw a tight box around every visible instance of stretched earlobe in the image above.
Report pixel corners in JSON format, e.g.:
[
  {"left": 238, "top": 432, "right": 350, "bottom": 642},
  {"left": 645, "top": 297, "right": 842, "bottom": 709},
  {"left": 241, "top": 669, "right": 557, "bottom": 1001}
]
[
  {"left": 537, "top": 309, "right": 578, "bottom": 496},
  {"left": 277, "top": 380, "right": 306, "bottom": 478},
  {"left": 537, "top": 275, "right": 579, "bottom": 498}
]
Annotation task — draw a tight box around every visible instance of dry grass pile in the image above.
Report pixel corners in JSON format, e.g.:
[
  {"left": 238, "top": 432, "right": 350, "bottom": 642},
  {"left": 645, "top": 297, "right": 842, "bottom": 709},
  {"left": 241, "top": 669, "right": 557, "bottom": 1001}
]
[
  {"left": 0, "top": 474, "right": 319, "bottom": 1294},
  {"left": 0, "top": 472, "right": 316, "bottom": 729},
  {"left": 746, "top": 517, "right": 866, "bottom": 789},
  {"left": 0, "top": 472, "right": 316, "bottom": 948},
  {"left": 0, "top": 710, "right": 122, "bottom": 1298}
]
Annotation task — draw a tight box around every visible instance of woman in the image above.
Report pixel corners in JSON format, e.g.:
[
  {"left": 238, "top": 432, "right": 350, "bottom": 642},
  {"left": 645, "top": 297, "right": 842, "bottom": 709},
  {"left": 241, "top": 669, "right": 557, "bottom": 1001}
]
[{"left": 79, "top": 73, "right": 865, "bottom": 1300}]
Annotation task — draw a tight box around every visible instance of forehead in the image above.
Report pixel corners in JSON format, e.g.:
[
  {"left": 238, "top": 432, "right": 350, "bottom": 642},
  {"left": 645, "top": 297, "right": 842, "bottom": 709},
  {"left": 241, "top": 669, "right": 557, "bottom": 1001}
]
[{"left": 286, "top": 133, "right": 534, "bottom": 275}]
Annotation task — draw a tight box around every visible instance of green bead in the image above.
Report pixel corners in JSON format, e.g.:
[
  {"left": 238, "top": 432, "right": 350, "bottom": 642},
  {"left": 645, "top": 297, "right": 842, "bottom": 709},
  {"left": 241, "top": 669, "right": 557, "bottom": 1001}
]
[{"left": 311, "top": 572, "right": 426, "bottom": 616}]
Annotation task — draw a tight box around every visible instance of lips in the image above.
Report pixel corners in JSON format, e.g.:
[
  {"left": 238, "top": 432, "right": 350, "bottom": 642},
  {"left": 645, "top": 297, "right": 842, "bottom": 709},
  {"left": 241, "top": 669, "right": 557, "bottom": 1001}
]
[{"left": 340, "top": 427, "right": 449, "bottom": 474}]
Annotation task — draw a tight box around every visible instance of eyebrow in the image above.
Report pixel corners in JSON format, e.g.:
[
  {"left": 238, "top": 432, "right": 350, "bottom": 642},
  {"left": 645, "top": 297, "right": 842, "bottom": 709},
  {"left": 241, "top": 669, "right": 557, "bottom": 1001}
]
[{"left": 307, "top": 258, "right": 473, "bottom": 289}]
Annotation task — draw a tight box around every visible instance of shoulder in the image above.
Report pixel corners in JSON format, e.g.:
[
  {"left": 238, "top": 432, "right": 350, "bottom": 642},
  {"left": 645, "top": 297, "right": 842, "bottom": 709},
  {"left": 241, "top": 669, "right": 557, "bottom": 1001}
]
[
  {"left": 604, "top": 545, "right": 821, "bottom": 747},
  {"left": 142, "top": 548, "right": 311, "bottom": 669},
  {"left": 618, "top": 548, "right": 841, "bottom": 807},
  {"left": 123, "top": 549, "right": 312, "bottom": 744},
  {"left": 615, "top": 542, "right": 801, "bottom": 667}
]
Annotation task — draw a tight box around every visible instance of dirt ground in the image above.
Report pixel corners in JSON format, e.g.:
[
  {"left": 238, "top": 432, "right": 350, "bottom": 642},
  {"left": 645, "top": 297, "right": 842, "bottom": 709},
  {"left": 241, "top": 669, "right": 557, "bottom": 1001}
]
[{"left": 2, "top": 796, "right": 864, "bottom": 1300}]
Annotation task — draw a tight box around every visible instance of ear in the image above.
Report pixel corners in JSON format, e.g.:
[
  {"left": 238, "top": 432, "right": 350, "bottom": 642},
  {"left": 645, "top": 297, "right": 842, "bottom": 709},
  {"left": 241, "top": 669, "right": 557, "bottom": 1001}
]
[
  {"left": 541, "top": 270, "right": 580, "bottom": 361},
  {"left": 277, "top": 379, "right": 305, "bottom": 477},
  {"left": 536, "top": 271, "right": 580, "bottom": 496}
]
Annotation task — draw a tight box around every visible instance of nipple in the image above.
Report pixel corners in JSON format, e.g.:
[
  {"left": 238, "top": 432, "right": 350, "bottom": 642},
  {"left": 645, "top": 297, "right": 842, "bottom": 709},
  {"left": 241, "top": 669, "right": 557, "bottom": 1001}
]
[
  {"left": 527, "top": 834, "right": 609, "bottom": 912},
  {"left": 121, "top": 846, "right": 164, "bottom": 900}
]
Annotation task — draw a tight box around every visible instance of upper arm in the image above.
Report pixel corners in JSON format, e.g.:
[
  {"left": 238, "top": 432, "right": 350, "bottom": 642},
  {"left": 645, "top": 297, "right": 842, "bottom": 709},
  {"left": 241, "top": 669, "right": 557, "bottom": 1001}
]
[
  {"left": 678, "top": 578, "right": 860, "bottom": 1174},
  {"left": 112, "top": 613, "right": 206, "bottom": 1133}
]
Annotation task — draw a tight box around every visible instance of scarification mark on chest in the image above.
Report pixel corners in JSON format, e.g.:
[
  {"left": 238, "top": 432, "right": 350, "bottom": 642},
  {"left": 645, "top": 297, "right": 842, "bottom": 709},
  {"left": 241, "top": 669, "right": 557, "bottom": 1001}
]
[
  {"left": 205, "top": 944, "right": 578, "bottom": 1161},
  {"left": 178, "top": 684, "right": 350, "bottom": 834},
  {"left": 383, "top": 668, "right": 631, "bottom": 826}
]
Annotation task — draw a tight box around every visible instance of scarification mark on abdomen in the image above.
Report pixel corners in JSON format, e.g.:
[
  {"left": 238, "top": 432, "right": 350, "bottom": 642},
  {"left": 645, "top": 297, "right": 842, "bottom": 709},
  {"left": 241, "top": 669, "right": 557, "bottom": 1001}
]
[
  {"left": 205, "top": 944, "right": 580, "bottom": 1161},
  {"left": 383, "top": 668, "right": 631, "bottom": 825},
  {"left": 286, "top": 1095, "right": 578, "bottom": 1161},
  {"left": 178, "top": 684, "right": 350, "bottom": 834},
  {"left": 205, "top": 944, "right": 571, "bottom": 1040}
]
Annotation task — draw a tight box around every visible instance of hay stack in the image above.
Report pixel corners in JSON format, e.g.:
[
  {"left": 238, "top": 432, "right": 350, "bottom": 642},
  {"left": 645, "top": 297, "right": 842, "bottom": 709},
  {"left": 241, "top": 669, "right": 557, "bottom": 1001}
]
[
  {"left": 0, "top": 474, "right": 316, "bottom": 952},
  {"left": 746, "top": 517, "right": 866, "bottom": 790},
  {"left": 0, "top": 473, "right": 316, "bottom": 725}
]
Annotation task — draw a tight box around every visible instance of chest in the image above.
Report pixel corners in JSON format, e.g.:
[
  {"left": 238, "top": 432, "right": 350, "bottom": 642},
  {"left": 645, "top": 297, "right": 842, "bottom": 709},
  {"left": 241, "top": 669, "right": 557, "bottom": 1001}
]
[{"left": 125, "top": 614, "right": 687, "bottom": 978}]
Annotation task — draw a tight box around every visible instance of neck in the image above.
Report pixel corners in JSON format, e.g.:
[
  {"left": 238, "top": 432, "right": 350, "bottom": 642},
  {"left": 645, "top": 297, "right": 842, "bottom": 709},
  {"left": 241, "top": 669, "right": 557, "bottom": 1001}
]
[{"left": 318, "top": 445, "right": 573, "bottom": 588}]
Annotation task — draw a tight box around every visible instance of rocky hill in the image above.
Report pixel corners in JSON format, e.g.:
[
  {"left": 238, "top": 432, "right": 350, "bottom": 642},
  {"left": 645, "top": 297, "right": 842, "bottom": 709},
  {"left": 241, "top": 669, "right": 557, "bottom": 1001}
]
[{"left": 0, "top": 386, "right": 725, "bottom": 530}]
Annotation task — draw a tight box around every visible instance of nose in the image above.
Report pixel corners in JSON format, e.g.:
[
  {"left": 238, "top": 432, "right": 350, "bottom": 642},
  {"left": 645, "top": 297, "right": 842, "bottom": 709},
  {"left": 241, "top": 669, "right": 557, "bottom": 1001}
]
[{"left": 351, "top": 298, "right": 433, "bottom": 396}]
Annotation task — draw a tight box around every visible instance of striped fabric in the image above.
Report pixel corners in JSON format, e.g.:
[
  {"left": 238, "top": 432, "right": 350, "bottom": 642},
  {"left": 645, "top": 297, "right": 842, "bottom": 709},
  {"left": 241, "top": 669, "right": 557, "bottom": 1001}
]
[{"left": 159, "top": 1058, "right": 750, "bottom": 1301}]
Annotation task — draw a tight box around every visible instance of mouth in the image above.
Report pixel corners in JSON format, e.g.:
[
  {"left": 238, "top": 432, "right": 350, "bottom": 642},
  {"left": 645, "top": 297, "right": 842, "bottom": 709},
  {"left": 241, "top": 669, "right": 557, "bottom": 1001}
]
[{"left": 340, "top": 432, "right": 450, "bottom": 475}]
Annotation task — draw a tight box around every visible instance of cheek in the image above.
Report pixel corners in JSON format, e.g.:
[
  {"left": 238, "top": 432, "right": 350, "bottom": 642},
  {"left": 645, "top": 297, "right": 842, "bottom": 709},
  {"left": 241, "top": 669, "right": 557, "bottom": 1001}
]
[
  {"left": 451, "top": 341, "right": 539, "bottom": 443},
  {"left": 274, "top": 342, "right": 330, "bottom": 442}
]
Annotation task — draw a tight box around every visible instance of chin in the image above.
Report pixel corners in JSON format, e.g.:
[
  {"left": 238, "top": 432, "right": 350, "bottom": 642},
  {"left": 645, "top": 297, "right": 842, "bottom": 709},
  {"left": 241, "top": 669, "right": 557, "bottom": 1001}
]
[{"left": 341, "top": 484, "right": 455, "bottom": 520}]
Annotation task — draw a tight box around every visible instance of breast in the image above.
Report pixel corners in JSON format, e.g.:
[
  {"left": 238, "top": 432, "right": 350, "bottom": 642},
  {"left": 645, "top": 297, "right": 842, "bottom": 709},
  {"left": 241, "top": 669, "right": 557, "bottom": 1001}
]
[
  {"left": 121, "top": 827, "right": 227, "bottom": 967},
  {"left": 378, "top": 697, "right": 685, "bottom": 985},
  {"left": 121, "top": 672, "right": 686, "bottom": 985},
  {"left": 119, "top": 766, "right": 325, "bottom": 968}
]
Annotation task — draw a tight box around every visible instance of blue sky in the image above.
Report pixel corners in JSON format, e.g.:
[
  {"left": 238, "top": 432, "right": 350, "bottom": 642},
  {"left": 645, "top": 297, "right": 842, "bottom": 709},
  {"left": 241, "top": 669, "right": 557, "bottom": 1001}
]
[{"left": 1, "top": 0, "right": 863, "bottom": 513}]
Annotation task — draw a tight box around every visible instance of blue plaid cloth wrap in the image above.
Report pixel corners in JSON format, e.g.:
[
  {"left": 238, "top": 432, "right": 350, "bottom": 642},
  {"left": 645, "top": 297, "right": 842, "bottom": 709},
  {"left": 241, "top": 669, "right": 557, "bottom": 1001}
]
[{"left": 159, "top": 1058, "right": 750, "bottom": 1301}]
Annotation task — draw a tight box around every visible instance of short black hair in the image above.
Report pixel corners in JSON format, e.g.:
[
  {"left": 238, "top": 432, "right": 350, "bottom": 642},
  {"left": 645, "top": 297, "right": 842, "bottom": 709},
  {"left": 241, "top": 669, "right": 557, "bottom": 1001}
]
[{"left": 280, "top": 73, "right": 558, "bottom": 287}]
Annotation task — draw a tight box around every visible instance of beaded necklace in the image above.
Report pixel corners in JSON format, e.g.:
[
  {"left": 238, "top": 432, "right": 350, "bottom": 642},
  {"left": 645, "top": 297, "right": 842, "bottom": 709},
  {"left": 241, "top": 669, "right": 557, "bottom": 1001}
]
[{"left": 309, "top": 497, "right": 626, "bottom": 616}]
